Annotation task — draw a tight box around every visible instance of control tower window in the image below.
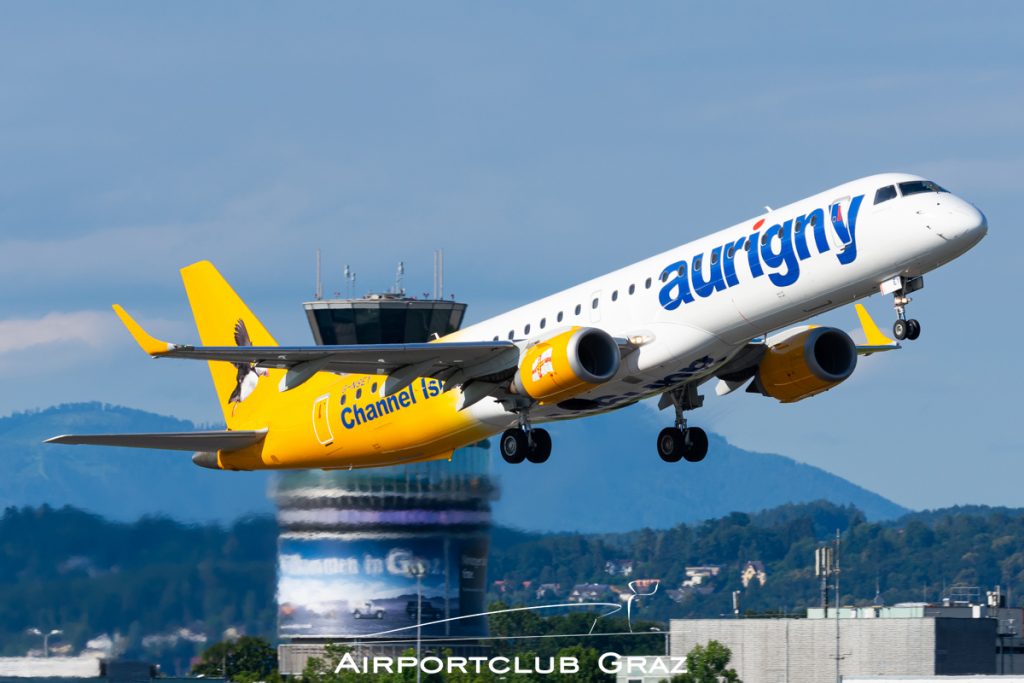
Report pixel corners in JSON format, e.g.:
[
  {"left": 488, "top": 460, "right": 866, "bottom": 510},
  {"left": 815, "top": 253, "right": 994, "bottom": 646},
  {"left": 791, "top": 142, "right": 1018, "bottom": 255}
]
[
  {"left": 874, "top": 185, "right": 897, "bottom": 204},
  {"left": 899, "top": 180, "right": 948, "bottom": 197}
]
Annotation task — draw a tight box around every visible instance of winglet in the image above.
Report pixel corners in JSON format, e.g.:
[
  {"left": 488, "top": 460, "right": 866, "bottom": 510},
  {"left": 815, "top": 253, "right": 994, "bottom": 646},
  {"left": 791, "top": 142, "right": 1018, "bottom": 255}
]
[
  {"left": 112, "top": 304, "right": 175, "bottom": 356},
  {"left": 854, "top": 303, "right": 900, "bottom": 354}
]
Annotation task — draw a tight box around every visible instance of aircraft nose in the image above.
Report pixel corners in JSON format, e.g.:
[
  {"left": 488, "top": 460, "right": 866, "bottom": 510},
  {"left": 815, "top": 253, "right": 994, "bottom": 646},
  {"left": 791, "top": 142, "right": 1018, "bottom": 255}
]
[{"left": 952, "top": 203, "right": 988, "bottom": 243}]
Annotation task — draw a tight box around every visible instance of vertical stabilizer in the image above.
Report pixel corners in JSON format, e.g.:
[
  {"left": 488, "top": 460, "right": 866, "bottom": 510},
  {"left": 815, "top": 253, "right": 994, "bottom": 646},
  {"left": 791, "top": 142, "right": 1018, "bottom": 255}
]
[{"left": 180, "top": 261, "right": 279, "bottom": 428}]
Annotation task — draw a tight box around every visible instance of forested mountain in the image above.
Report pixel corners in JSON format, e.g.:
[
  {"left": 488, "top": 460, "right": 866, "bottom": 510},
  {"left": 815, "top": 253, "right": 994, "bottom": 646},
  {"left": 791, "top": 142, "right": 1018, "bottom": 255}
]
[
  {"left": 0, "top": 403, "right": 273, "bottom": 521},
  {"left": 1, "top": 403, "right": 907, "bottom": 531},
  {"left": 4, "top": 501, "right": 1024, "bottom": 673}
]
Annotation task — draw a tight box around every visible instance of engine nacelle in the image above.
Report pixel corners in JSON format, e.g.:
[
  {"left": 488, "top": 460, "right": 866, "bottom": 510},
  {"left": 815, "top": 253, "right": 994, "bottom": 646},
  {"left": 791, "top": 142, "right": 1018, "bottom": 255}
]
[
  {"left": 756, "top": 327, "right": 857, "bottom": 403},
  {"left": 512, "top": 327, "right": 620, "bottom": 404}
]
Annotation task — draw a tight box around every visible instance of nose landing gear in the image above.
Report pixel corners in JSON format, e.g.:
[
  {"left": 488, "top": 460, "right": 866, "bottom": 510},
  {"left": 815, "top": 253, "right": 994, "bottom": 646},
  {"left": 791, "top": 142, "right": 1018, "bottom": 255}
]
[
  {"left": 656, "top": 385, "right": 709, "bottom": 463},
  {"left": 884, "top": 275, "right": 924, "bottom": 341}
]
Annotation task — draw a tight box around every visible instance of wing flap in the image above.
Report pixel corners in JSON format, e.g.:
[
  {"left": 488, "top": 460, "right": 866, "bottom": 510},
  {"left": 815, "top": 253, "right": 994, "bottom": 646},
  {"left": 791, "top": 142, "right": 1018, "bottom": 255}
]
[{"left": 45, "top": 429, "right": 268, "bottom": 452}]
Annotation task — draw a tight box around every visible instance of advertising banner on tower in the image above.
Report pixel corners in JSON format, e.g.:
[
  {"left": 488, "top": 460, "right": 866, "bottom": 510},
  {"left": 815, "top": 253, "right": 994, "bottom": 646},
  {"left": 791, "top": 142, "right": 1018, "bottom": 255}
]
[{"left": 278, "top": 534, "right": 488, "bottom": 638}]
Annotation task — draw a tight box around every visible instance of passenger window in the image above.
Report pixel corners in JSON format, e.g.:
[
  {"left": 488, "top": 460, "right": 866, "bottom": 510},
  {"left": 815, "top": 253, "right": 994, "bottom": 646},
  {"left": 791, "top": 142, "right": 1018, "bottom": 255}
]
[
  {"left": 677, "top": 264, "right": 685, "bottom": 275},
  {"left": 592, "top": 298, "right": 599, "bottom": 309},
  {"left": 744, "top": 238, "right": 752, "bottom": 251},
  {"left": 693, "top": 256, "right": 702, "bottom": 272},
  {"left": 524, "top": 324, "right": 531, "bottom": 335},
  {"left": 628, "top": 284, "right": 635, "bottom": 295},
  {"left": 340, "top": 393, "right": 347, "bottom": 405},
  {"left": 874, "top": 185, "right": 897, "bottom": 204},
  {"left": 611, "top": 290, "right": 618, "bottom": 302},
  {"left": 645, "top": 277, "right": 652, "bottom": 289},
  {"left": 711, "top": 250, "right": 720, "bottom": 264},
  {"left": 726, "top": 245, "right": 735, "bottom": 258},
  {"left": 508, "top": 330, "right": 514, "bottom": 340},
  {"left": 795, "top": 218, "right": 804, "bottom": 234},
  {"left": 492, "top": 335, "right": 498, "bottom": 341},
  {"left": 575, "top": 304, "right": 582, "bottom": 315},
  {"left": 540, "top": 318, "right": 546, "bottom": 329},
  {"left": 660, "top": 271, "right": 669, "bottom": 282},
  {"left": 760, "top": 232, "right": 768, "bottom": 246},
  {"left": 356, "top": 388, "right": 362, "bottom": 400},
  {"left": 371, "top": 382, "right": 377, "bottom": 393},
  {"left": 557, "top": 311, "right": 564, "bottom": 322}
]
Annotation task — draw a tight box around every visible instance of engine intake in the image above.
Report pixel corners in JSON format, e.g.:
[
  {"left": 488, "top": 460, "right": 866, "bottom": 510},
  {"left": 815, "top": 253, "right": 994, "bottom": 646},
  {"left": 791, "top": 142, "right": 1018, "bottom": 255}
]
[
  {"left": 512, "top": 327, "right": 620, "bottom": 404},
  {"left": 756, "top": 327, "right": 857, "bottom": 403}
]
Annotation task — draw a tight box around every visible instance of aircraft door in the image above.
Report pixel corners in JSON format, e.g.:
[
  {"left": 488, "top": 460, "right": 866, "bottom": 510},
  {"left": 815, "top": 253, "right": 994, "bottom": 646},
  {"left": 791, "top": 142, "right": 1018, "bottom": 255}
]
[
  {"left": 312, "top": 394, "right": 334, "bottom": 446},
  {"left": 829, "top": 196, "right": 855, "bottom": 254}
]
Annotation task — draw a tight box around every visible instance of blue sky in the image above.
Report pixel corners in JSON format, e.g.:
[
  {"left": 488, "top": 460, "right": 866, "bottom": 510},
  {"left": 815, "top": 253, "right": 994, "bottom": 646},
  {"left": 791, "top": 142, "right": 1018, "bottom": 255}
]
[{"left": 1, "top": 2, "right": 1021, "bottom": 510}]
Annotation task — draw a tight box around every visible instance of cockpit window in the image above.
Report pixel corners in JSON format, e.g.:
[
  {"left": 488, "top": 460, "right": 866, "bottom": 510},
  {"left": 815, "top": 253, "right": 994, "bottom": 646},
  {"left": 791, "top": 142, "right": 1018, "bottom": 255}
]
[
  {"left": 874, "top": 185, "right": 897, "bottom": 205},
  {"left": 898, "top": 180, "right": 947, "bottom": 197}
]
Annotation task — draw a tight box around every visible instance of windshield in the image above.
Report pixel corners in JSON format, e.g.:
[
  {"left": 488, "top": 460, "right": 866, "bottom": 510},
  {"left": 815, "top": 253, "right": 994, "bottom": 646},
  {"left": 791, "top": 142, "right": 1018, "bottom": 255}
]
[
  {"left": 874, "top": 185, "right": 897, "bottom": 205},
  {"left": 899, "top": 180, "right": 947, "bottom": 197}
]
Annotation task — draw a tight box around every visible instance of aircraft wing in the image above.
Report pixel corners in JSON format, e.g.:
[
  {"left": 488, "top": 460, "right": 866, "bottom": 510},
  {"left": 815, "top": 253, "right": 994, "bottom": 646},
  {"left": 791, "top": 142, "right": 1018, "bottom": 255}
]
[
  {"left": 45, "top": 429, "right": 268, "bottom": 452},
  {"left": 712, "top": 304, "right": 900, "bottom": 397},
  {"left": 113, "top": 304, "right": 520, "bottom": 394}
]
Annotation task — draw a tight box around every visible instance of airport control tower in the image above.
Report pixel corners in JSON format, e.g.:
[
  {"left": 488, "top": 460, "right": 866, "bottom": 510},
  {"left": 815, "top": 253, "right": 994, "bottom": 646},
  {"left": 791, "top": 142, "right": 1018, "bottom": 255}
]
[{"left": 274, "top": 255, "right": 497, "bottom": 674}]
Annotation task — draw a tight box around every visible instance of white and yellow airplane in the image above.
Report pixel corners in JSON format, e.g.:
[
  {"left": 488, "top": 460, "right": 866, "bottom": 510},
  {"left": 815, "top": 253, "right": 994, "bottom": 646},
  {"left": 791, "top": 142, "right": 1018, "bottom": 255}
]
[{"left": 49, "top": 173, "right": 987, "bottom": 470}]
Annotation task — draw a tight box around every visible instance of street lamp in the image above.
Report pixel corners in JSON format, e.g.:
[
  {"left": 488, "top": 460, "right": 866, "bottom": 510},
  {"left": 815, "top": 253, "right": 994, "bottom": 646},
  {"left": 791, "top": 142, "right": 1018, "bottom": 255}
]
[
  {"left": 649, "top": 626, "right": 669, "bottom": 656},
  {"left": 27, "top": 628, "right": 63, "bottom": 657},
  {"left": 407, "top": 559, "right": 428, "bottom": 683}
]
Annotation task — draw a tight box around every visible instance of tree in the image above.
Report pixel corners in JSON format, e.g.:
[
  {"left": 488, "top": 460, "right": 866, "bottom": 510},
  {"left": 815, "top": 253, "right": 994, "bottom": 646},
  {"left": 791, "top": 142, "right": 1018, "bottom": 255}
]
[
  {"left": 666, "top": 640, "right": 740, "bottom": 683},
  {"left": 192, "top": 636, "right": 278, "bottom": 680}
]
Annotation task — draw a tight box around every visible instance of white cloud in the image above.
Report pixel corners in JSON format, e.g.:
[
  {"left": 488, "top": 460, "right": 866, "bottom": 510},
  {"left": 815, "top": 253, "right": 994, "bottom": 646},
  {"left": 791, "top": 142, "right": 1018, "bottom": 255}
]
[{"left": 0, "top": 310, "right": 116, "bottom": 354}]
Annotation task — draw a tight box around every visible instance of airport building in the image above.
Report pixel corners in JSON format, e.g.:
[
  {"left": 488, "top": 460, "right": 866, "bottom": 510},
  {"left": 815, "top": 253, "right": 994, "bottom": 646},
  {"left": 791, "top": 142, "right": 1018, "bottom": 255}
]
[
  {"left": 275, "top": 264, "right": 498, "bottom": 675},
  {"left": 618, "top": 600, "right": 1023, "bottom": 683}
]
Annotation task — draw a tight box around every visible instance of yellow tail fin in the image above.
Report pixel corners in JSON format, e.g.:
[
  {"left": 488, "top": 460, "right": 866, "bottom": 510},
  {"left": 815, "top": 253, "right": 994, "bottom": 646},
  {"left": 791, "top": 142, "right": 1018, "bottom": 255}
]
[{"left": 180, "top": 261, "right": 279, "bottom": 428}]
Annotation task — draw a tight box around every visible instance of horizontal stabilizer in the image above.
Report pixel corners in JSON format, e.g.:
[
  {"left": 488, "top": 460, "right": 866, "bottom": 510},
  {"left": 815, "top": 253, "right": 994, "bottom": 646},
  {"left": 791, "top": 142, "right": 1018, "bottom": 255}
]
[{"left": 45, "top": 429, "right": 267, "bottom": 452}]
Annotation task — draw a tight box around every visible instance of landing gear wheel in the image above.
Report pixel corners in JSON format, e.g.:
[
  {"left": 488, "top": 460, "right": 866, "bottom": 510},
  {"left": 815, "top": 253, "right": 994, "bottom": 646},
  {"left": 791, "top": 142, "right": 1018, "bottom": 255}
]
[
  {"left": 526, "top": 429, "right": 552, "bottom": 464},
  {"left": 657, "top": 427, "right": 685, "bottom": 463},
  {"left": 500, "top": 429, "right": 528, "bottom": 464},
  {"left": 893, "top": 319, "right": 908, "bottom": 341},
  {"left": 682, "top": 427, "right": 709, "bottom": 463},
  {"left": 906, "top": 319, "right": 921, "bottom": 340}
]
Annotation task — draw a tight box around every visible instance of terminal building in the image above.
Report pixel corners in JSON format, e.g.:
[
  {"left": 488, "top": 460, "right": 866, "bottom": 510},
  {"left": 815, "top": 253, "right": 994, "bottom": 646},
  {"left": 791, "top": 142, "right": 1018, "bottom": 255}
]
[
  {"left": 275, "top": 266, "right": 498, "bottom": 675},
  {"left": 619, "top": 596, "right": 1024, "bottom": 683}
]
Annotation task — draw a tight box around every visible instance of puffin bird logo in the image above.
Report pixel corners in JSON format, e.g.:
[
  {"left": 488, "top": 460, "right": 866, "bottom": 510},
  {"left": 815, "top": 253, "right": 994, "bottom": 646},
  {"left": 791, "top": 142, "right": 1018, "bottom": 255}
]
[{"left": 228, "top": 319, "right": 267, "bottom": 413}]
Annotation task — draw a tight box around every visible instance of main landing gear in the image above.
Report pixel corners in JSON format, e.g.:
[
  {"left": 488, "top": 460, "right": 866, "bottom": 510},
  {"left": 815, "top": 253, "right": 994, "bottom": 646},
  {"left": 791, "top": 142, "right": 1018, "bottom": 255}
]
[
  {"left": 889, "top": 276, "right": 924, "bottom": 341},
  {"left": 500, "top": 411, "right": 552, "bottom": 465},
  {"left": 657, "top": 385, "right": 709, "bottom": 463}
]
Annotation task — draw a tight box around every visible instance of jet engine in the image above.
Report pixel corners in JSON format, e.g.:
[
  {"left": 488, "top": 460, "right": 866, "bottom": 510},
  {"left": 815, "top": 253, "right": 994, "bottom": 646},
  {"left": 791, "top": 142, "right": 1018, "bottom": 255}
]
[
  {"left": 755, "top": 327, "right": 857, "bottom": 403},
  {"left": 511, "top": 327, "right": 620, "bottom": 404}
]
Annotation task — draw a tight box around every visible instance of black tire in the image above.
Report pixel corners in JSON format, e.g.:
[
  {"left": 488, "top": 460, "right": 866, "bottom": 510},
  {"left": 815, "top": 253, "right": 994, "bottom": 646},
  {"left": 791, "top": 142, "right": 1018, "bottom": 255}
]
[
  {"left": 906, "top": 319, "right": 921, "bottom": 340},
  {"left": 657, "top": 427, "right": 685, "bottom": 463},
  {"left": 526, "top": 429, "right": 552, "bottom": 464},
  {"left": 893, "top": 319, "right": 908, "bottom": 341},
  {"left": 500, "top": 428, "right": 528, "bottom": 464},
  {"left": 682, "top": 427, "right": 709, "bottom": 463}
]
